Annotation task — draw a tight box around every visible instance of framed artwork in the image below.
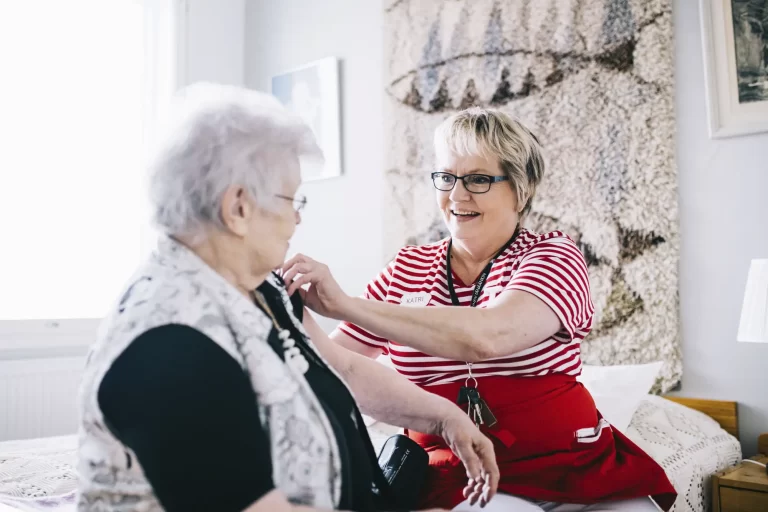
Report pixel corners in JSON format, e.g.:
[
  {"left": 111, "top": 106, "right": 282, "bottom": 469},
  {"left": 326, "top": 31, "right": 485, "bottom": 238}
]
[
  {"left": 271, "top": 57, "right": 342, "bottom": 181},
  {"left": 701, "top": 0, "right": 768, "bottom": 138}
]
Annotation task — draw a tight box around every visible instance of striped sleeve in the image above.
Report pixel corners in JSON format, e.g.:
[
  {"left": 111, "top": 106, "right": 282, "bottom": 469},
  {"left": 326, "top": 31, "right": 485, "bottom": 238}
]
[
  {"left": 335, "top": 258, "right": 396, "bottom": 355},
  {"left": 505, "top": 236, "right": 594, "bottom": 342}
]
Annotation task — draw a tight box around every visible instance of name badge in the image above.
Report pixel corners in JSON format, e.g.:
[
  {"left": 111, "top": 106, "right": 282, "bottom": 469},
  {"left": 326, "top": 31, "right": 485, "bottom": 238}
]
[{"left": 401, "top": 292, "right": 431, "bottom": 307}]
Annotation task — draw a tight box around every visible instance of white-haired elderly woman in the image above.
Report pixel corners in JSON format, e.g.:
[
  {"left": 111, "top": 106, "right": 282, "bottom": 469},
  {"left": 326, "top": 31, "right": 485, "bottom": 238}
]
[
  {"left": 75, "top": 84, "right": 499, "bottom": 512},
  {"left": 282, "top": 108, "right": 677, "bottom": 512}
]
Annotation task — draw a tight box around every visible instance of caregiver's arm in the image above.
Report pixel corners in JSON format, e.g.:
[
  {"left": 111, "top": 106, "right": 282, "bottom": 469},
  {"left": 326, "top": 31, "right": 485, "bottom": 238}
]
[
  {"left": 284, "top": 258, "right": 562, "bottom": 363},
  {"left": 330, "top": 329, "right": 382, "bottom": 359},
  {"left": 285, "top": 235, "right": 591, "bottom": 363},
  {"left": 340, "top": 291, "right": 559, "bottom": 362}
]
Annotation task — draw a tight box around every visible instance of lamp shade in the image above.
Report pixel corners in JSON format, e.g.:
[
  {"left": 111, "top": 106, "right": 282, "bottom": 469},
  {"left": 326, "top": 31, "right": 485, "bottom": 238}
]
[{"left": 737, "top": 259, "right": 768, "bottom": 343}]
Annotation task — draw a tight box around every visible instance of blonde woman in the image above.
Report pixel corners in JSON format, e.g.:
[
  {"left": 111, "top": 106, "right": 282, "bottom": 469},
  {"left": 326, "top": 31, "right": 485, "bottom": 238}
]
[{"left": 283, "top": 108, "right": 677, "bottom": 512}]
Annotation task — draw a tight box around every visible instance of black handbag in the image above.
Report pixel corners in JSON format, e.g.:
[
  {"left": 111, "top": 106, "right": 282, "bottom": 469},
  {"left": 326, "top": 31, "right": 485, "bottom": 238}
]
[{"left": 373, "top": 434, "right": 430, "bottom": 510}]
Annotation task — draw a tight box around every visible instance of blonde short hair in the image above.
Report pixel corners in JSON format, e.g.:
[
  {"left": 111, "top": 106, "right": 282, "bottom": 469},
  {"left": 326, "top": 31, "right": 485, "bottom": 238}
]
[{"left": 433, "top": 107, "right": 544, "bottom": 218}]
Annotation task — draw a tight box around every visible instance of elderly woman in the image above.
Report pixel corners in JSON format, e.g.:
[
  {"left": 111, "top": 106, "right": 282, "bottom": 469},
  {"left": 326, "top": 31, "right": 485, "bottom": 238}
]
[
  {"left": 75, "top": 85, "right": 499, "bottom": 512},
  {"left": 282, "top": 108, "right": 677, "bottom": 512}
]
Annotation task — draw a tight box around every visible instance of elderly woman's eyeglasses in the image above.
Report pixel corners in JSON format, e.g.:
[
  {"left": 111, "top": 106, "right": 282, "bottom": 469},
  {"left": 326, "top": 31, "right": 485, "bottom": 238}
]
[
  {"left": 275, "top": 194, "right": 307, "bottom": 213},
  {"left": 431, "top": 172, "right": 510, "bottom": 194}
]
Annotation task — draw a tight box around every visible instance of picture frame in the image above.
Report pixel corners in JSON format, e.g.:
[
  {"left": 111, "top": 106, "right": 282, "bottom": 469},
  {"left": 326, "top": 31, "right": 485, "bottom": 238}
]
[
  {"left": 700, "top": 0, "right": 768, "bottom": 138},
  {"left": 271, "top": 57, "right": 342, "bottom": 181}
]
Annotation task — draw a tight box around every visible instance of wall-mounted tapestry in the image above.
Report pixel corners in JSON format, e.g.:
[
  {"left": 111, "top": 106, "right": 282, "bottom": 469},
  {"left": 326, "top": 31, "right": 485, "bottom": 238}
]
[{"left": 383, "top": 0, "right": 681, "bottom": 391}]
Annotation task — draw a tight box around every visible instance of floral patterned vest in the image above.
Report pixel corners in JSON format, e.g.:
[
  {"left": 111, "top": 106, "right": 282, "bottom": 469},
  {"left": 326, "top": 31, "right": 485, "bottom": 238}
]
[{"left": 76, "top": 238, "right": 343, "bottom": 511}]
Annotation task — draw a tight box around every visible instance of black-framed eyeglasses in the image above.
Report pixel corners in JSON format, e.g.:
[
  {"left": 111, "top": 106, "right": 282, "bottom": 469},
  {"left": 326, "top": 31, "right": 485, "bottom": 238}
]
[
  {"left": 275, "top": 193, "right": 307, "bottom": 213},
  {"left": 431, "top": 172, "right": 510, "bottom": 194}
]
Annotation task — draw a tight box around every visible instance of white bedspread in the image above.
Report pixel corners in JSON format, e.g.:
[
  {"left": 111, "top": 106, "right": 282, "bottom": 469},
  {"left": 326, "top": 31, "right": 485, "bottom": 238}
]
[{"left": 0, "top": 436, "right": 77, "bottom": 511}]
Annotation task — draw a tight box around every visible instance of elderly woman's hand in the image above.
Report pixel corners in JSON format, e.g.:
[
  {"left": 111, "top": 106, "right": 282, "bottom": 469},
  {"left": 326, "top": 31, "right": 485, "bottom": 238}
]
[
  {"left": 437, "top": 409, "right": 500, "bottom": 508},
  {"left": 281, "top": 254, "right": 352, "bottom": 319}
]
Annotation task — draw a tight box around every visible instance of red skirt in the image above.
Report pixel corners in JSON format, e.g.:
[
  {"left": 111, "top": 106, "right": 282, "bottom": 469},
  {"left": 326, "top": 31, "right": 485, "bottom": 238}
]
[{"left": 408, "top": 374, "right": 677, "bottom": 510}]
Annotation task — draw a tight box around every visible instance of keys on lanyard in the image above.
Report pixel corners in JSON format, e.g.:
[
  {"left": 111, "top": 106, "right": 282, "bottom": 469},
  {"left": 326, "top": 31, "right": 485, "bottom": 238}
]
[
  {"left": 456, "top": 367, "right": 497, "bottom": 428},
  {"left": 447, "top": 230, "right": 518, "bottom": 430}
]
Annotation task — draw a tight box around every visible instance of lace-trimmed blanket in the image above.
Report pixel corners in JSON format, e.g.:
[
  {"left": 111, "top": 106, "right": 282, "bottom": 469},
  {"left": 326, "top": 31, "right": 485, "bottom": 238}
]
[{"left": 0, "top": 436, "right": 76, "bottom": 511}]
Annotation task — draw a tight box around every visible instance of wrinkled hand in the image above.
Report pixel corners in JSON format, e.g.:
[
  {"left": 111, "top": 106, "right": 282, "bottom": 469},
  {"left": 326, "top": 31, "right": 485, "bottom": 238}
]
[
  {"left": 439, "top": 409, "right": 499, "bottom": 508},
  {"left": 281, "top": 254, "right": 351, "bottom": 319}
]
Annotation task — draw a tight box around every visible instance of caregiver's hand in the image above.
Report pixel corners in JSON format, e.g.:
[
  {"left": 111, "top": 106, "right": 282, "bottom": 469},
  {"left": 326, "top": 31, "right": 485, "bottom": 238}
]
[{"left": 281, "top": 254, "right": 352, "bottom": 320}]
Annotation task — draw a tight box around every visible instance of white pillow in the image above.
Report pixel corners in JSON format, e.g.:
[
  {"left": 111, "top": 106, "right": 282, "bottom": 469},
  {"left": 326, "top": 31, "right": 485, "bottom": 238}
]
[{"left": 577, "top": 362, "right": 663, "bottom": 432}]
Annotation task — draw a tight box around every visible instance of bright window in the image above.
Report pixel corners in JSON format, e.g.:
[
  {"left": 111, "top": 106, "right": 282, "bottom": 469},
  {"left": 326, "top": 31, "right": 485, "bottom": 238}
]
[{"left": 0, "top": 1, "right": 179, "bottom": 323}]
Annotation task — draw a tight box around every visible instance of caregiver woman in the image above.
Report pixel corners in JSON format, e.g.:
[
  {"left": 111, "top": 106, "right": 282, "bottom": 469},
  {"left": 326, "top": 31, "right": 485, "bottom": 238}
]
[{"left": 282, "top": 108, "right": 677, "bottom": 512}]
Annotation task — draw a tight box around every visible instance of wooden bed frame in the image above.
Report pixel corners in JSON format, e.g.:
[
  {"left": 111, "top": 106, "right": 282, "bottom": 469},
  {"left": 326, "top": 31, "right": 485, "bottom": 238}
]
[{"left": 663, "top": 396, "right": 739, "bottom": 440}]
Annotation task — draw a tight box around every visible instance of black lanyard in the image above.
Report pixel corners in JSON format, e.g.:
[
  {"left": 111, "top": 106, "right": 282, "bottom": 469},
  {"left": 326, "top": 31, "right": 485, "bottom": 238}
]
[{"left": 446, "top": 229, "right": 519, "bottom": 307}]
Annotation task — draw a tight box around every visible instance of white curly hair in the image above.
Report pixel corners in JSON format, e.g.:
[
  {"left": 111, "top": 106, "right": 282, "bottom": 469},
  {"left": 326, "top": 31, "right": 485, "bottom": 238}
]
[{"left": 148, "top": 82, "right": 321, "bottom": 236}]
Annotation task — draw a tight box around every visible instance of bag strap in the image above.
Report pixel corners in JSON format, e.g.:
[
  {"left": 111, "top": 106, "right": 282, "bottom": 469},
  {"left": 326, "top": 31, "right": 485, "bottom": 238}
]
[{"left": 351, "top": 405, "right": 400, "bottom": 509}]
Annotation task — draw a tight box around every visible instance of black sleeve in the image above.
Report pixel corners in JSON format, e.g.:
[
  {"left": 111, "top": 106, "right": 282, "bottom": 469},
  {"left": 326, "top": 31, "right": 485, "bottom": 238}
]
[{"left": 98, "top": 324, "right": 273, "bottom": 512}]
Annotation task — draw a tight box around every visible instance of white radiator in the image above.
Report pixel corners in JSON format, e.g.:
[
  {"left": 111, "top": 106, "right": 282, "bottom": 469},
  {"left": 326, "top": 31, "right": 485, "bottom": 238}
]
[{"left": 0, "top": 356, "right": 86, "bottom": 442}]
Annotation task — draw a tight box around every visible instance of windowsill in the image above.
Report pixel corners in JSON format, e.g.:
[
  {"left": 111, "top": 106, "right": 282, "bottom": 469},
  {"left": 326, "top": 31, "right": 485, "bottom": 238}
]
[{"left": 0, "top": 319, "right": 99, "bottom": 360}]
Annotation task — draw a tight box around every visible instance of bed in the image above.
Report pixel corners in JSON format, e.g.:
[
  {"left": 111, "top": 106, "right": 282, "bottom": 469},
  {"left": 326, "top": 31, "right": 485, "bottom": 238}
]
[
  {"left": 0, "top": 436, "right": 77, "bottom": 511},
  {"left": 0, "top": 394, "right": 742, "bottom": 512}
]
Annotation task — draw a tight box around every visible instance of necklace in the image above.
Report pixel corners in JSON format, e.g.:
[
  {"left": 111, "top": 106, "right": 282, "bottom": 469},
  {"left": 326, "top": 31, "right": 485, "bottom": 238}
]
[{"left": 251, "top": 290, "right": 310, "bottom": 375}]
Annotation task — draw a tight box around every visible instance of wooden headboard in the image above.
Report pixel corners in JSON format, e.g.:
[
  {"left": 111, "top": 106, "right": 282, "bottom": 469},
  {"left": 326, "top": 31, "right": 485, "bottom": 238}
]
[{"left": 663, "top": 397, "right": 739, "bottom": 440}]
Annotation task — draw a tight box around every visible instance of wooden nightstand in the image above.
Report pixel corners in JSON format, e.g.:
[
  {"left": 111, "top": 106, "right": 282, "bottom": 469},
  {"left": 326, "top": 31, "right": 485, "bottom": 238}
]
[{"left": 712, "top": 454, "right": 768, "bottom": 511}]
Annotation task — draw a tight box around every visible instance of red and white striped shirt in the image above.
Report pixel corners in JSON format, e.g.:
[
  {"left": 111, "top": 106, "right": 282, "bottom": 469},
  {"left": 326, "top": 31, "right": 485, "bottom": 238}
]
[{"left": 338, "top": 229, "right": 594, "bottom": 386}]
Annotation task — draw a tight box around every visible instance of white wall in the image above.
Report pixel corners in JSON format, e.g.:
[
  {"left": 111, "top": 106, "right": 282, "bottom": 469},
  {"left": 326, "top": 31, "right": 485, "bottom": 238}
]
[
  {"left": 244, "top": 0, "right": 385, "bottom": 332},
  {"left": 673, "top": 0, "right": 768, "bottom": 458},
  {"left": 180, "top": 0, "right": 245, "bottom": 87}
]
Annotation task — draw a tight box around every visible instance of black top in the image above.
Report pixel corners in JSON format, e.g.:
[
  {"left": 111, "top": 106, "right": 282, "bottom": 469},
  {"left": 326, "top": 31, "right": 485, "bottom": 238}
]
[
  {"left": 98, "top": 277, "right": 382, "bottom": 512},
  {"left": 255, "top": 278, "right": 379, "bottom": 510}
]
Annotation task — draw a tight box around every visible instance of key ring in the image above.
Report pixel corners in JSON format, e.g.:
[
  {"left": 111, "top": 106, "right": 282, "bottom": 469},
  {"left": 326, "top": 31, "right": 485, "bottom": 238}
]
[{"left": 465, "top": 362, "right": 477, "bottom": 388}]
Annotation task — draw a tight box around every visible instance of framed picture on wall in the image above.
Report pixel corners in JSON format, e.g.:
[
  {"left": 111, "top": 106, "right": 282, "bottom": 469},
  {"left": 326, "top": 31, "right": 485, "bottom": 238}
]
[
  {"left": 271, "top": 57, "right": 342, "bottom": 181},
  {"left": 700, "top": 0, "right": 768, "bottom": 138}
]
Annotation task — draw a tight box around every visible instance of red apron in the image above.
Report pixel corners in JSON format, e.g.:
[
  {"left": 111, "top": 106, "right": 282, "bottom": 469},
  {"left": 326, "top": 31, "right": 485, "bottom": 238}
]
[{"left": 408, "top": 374, "right": 677, "bottom": 510}]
